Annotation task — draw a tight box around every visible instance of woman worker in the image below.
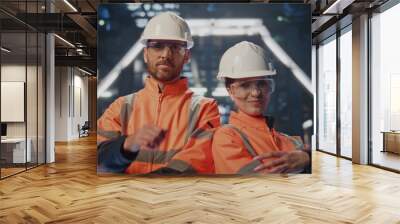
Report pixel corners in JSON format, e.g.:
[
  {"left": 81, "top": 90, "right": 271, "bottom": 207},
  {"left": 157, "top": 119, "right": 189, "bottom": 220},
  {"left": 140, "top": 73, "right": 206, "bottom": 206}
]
[{"left": 212, "top": 41, "right": 310, "bottom": 174}]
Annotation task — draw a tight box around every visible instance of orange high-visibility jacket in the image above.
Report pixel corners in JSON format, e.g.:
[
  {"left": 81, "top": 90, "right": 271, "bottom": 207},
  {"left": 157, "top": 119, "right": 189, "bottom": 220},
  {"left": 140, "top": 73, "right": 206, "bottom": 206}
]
[
  {"left": 212, "top": 111, "right": 303, "bottom": 174},
  {"left": 97, "top": 76, "right": 220, "bottom": 174}
]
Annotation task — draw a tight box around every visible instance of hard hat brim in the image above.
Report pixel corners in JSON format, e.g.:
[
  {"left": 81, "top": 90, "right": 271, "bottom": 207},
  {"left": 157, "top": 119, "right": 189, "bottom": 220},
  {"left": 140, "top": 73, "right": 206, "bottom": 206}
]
[
  {"left": 140, "top": 37, "right": 194, "bottom": 49},
  {"left": 217, "top": 70, "right": 276, "bottom": 80}
]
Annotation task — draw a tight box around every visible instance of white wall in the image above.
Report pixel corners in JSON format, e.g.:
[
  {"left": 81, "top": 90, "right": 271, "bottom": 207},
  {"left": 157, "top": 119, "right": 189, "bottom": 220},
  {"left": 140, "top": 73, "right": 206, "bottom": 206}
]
[
  {"left": 55, "top": 67, "right": 89, "bottom": 141},
  {"left": 55, "top": 67, "right": 69, "bottom": 141}
]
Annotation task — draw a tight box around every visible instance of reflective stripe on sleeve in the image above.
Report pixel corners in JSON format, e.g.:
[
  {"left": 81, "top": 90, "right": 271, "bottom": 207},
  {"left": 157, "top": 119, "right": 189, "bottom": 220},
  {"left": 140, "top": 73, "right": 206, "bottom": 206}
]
[
  {"left": 237, "top": 159, "right": 262, "bottom": 175},
  {"left": 224, "top": 124, "right": 258, "bottom": 158},
  {"left": 190, "top": 128, "right": 213, "bottom": 139},
  {"left": 166, "top": 159, "right": 196, "bottom": 173},
  {"left": 135, "top": 149, "right": 181, "bottom": 164},
  {"left": 281, "top": 133, "right": 304, "bottom": 150},
  {"left": 97, "top": 129, "right": 121, "bottom": 139},
  {"left": 120, "top": 93, "right": 135, "bottom": 135},
  {"left": 185, "top": 94, "right": 203, "bottom": 144},
  {"left": 290, "top": 137, "right": 304, "bottom": 150}
]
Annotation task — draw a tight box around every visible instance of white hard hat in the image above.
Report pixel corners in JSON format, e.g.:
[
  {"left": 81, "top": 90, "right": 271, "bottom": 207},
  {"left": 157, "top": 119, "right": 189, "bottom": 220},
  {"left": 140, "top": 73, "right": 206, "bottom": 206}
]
[
  {"left": 140, "top": 12, "right": 194, "bottom": 49},
  {"left": 217, "top": 41, "right": 276, "bottom": 80}
]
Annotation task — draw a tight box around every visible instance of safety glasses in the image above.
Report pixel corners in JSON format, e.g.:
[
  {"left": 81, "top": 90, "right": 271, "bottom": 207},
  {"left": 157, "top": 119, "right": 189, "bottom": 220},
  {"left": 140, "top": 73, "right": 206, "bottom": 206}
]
[
  {"left": 147, "top": 41, "right": 187, "bottom": 55},
  {"left": 230, "top": 78, "right": 275, "bottom": 95}
]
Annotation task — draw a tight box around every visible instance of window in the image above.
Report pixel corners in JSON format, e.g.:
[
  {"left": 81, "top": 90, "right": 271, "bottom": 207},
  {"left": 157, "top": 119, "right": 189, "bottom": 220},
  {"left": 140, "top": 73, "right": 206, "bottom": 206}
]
[
  {"left": 317, "top": 35, "right": 337, "bottom": 154},
  {"left": 370, "top": 2, "right": 400, "bottom": 171},
  {"left": 0, "top": 2, "right": 47, "bottom": 179},
  {"left": 339, "top": 27, "right": 352, "bottom": 158}
]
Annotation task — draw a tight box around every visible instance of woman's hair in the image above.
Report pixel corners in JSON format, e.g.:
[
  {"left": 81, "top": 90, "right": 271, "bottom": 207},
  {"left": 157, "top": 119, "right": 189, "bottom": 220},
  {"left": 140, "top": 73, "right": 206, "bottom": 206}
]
[
  {"left": 224, "top": 77, "right": 235, "bottom": 89},
  {"left": 224, "top": 77, "right": 238, "bottom": 112}
]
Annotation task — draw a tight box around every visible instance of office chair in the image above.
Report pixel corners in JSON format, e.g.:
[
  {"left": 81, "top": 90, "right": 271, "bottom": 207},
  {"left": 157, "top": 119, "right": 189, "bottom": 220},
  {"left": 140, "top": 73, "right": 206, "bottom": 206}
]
[{"left": 79, "top": 121, "right": 90, "bottom": 138}]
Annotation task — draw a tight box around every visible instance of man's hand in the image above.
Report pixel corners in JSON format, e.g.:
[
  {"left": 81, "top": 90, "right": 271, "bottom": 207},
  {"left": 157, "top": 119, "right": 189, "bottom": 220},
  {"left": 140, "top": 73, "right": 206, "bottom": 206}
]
[
  {"left": 252, "top": 150, "right": 310, "bottom": 174},
  {"left": 123, "top": 125, "right": 166, "bottom": 152}
]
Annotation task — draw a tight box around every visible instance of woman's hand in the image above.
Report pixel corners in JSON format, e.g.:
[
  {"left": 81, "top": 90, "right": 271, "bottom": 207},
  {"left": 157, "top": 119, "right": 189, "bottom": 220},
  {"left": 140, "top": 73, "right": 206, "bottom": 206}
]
[{"left": 252, "top": 150, "right": 310, "bottom": 174}]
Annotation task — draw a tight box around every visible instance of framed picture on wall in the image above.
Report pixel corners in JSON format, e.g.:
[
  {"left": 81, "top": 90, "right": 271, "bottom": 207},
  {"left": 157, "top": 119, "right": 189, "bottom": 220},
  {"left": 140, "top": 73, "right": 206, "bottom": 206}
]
[
  {"left": 97, "top": 3, "right": 312, "bottom": 176},
  {"left": 1, "top": 81, "right": 25, "bottom": 122}
]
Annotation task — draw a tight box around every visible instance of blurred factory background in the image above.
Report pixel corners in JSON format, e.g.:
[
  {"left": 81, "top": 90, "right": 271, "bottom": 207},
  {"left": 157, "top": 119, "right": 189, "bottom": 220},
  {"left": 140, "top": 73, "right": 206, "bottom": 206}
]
[{"left": 97, "top": 3, "right": 312, "bottom": 138}]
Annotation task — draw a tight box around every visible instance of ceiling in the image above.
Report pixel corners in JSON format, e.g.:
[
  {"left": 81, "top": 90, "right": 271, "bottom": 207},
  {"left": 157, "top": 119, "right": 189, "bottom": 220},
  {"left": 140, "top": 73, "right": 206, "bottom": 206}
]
[{"left": 0, "top": 0, "right": 390, "bottom": 74}]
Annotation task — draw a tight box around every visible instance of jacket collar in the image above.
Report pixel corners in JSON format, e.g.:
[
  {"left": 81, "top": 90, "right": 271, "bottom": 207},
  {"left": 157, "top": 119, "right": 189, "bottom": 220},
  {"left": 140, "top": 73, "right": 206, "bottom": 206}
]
[
  {"left": 144, "top": 75, "right": 189, "bottom": 95},
  {"left": 229, "top": 110, "right": 270, "bottom": 131}
]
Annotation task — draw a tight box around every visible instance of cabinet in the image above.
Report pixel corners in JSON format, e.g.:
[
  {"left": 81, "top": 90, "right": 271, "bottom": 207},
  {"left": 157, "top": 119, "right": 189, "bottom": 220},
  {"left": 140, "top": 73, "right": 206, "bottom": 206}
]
[
  {"left": 382, "top": 132, "right": 400, "bottom": 154},
  {"left": 0, "top": 138, "right": 32, "bottom": 164}
]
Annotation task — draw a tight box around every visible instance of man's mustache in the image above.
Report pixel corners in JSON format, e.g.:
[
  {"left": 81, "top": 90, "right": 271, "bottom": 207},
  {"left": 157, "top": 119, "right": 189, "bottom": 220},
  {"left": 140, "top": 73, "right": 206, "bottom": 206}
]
[{"left": 156, "top": 60, "right": 173, "bottom": 67}]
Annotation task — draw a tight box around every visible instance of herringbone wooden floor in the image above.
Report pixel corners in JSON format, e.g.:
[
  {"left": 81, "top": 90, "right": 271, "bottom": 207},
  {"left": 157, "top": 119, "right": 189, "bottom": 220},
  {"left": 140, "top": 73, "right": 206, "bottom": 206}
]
[{"left": 1, "top": 135, "right": 400, "bottom": 224}]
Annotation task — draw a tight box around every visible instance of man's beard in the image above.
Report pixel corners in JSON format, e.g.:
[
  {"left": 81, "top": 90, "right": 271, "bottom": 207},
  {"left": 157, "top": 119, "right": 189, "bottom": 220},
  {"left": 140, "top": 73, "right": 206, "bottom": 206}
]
[
  {"left": 148, "top": 69, "right": 179, "bottom": 83},
  {"left": 148, "top": 60, "right": 183, "bottom": 83}
]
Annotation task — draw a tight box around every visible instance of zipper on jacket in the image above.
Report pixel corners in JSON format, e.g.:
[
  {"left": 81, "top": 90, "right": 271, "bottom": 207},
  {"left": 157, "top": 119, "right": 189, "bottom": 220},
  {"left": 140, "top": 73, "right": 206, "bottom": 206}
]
[
  {"left": 156, "top": 94, "right": 164, "bottom": 125},
  {"left": 152, "top": 93, "right": 164, "bottom": 172}
]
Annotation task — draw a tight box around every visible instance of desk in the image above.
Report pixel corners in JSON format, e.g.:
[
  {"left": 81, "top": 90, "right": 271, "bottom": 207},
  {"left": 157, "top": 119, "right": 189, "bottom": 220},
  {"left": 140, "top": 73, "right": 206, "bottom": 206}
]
[
  {"left": 382, "top": 131, "right": 400, "bottom": 154},
  {"left": 1, "top": 138, "right": 31, "bottom": 163}
]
